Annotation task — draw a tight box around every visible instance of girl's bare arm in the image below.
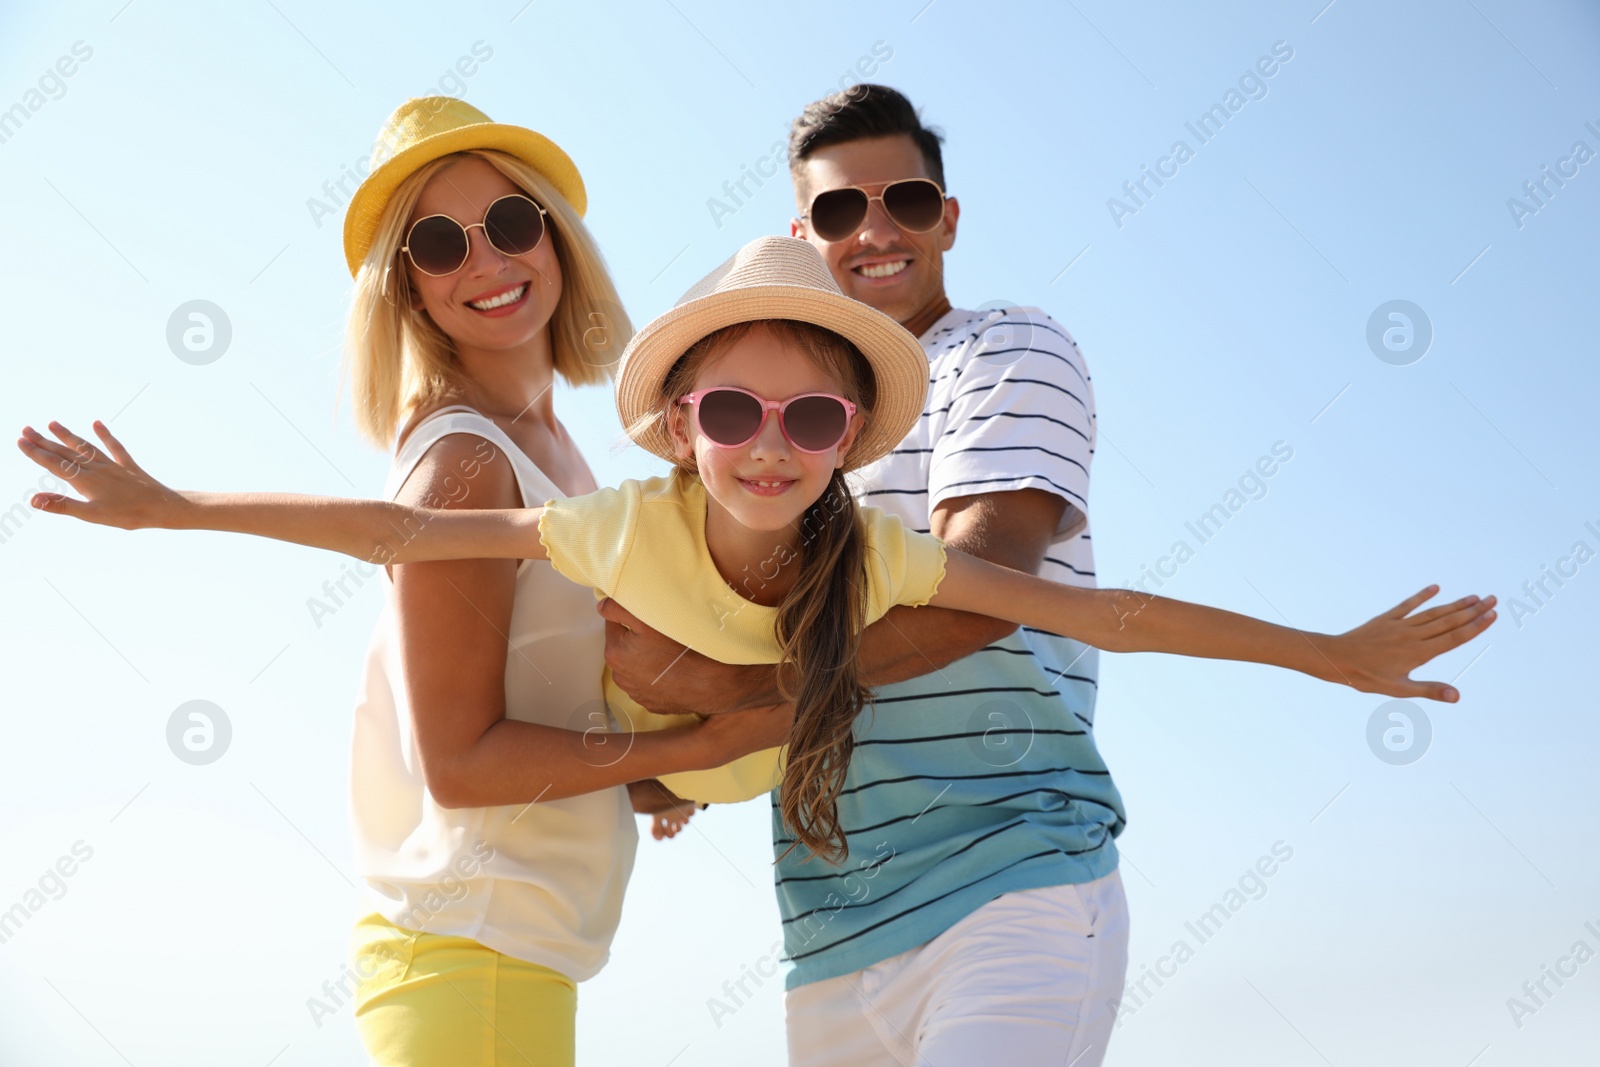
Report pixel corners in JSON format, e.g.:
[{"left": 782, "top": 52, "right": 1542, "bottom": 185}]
[
  {"left": 927, "top": 546, "right": 1497, "bottom": 702},
  {"left": 17, "top": 420, "right": 792, "bottom": 803},
  {"left": 17, "top": 419, "right": 547, "bottom": 564}
]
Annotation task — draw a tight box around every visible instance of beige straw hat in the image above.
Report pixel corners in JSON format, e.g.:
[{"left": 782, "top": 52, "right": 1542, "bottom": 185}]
[{"left": 615, "top": 236, "right": 929, "bottom": 471}]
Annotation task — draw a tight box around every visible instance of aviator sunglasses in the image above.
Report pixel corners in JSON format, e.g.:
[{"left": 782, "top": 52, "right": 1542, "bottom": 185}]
[
  {"left": 800, "top": 178, "right": 948, "bottom": 242},
  {"left": 402, "top": 193, "right": 549, "bottom": 276},
  {"left": 678, "top": 387, "right": 857, "bottom": 454}
]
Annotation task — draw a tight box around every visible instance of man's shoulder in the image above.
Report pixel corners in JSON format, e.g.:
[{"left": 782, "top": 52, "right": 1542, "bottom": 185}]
[
  {"left": 922, "top": 305, "right": 1089, "bottom": 397},
  {"left": 926, "top": 305, "right": 1079, "bottom": 356}
]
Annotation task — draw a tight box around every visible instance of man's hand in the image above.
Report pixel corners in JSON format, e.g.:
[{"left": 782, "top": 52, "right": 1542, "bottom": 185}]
[{"left": 600, "top": 598, "right": 779, "bottom": 715}]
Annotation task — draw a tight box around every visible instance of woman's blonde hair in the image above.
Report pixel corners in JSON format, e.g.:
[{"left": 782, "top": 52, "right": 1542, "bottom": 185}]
[
  {"left": 648, "top": 319, "right": 879, "bottom": 865},
  {"left": 340, "top": 149, "right": 633, "bottom": 448}
]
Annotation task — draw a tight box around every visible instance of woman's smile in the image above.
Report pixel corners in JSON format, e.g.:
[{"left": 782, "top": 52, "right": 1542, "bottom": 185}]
[{"left": 464, "top": 280, "right": 531, "bottom": 317}]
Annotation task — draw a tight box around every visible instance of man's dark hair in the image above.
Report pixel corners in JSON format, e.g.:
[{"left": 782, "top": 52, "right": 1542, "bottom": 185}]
[{"left": 788, "top": 84, "right": 946, "bottom": 191}]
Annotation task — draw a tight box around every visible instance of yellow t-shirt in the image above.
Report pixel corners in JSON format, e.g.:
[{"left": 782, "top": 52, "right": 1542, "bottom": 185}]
[{"left": 536, "top": 469, "right": 948, "bottom": 803}]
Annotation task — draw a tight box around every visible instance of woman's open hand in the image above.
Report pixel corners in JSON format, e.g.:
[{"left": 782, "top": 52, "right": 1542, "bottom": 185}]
[
  {"left": 627, "top": 779, "right": 699, "bottom": 840},
  {"left": 1325, "top": 585, "right": 1497, "bottom": 702},
  {"left": 695, "top": 701, "right": 796, "bottom": 761},
  {"left": 16, "top": 420, "right": 183, "bottom": 530}
]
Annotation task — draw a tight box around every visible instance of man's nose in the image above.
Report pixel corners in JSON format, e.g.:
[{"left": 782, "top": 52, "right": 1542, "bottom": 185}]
[{"left": 855, "top": 196, "right": 903, "bottom": 248}]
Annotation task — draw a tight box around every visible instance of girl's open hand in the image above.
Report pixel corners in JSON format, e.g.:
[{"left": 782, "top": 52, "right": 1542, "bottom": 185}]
[
  {"left": 16, "top": 420, "right": 181, "bottom": 530},
  {"left": 1326, "top": 585, "right": 1497, "bottom": 702}
]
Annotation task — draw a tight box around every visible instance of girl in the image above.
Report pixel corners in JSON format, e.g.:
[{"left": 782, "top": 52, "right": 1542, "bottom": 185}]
[{"left": 18, "top": 234, "right": 1496, "bottom": 868}]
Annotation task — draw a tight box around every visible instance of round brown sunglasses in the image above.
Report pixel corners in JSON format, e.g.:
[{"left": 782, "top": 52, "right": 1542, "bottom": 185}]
[{"left": 402, "top": 194, "right": 549, "bottom": 276}]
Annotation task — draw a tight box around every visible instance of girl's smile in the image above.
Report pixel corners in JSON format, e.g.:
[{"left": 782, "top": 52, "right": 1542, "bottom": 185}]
[{"left": 735, "top": 475, "right": 799, "bottom": 497}]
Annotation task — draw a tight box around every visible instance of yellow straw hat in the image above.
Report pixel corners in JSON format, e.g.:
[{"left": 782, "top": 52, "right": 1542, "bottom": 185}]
[
  {"left": 615, "top": 236, "right": 929, "bottom": 472},
  {"left": 341, "top": 96, "right": 586, "bottom": 277}
]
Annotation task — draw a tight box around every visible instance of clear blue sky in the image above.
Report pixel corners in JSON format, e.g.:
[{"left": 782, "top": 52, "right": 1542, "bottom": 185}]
[{"left": 2, "top": 1, "right": 1596, "bottom": 1064}]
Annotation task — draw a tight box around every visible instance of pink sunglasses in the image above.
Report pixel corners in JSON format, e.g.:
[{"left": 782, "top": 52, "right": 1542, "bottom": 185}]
[{"left": 677, "top": 387, "right": 857, "bottom": 454}]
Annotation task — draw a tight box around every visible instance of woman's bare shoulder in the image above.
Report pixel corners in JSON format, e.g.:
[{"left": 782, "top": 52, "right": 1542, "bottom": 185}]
[
  {"left": 393, "top": 403, "right": 520, "bottom": 513},
  {"left": 393, "top": 394, "right": 471, "bottom": 454}
]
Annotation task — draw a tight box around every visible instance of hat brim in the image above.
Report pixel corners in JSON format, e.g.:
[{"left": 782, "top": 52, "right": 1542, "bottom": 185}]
[
  {"left": 615, "top": 285, "right": 929, "bottom": 472},
  {"left": 342, "top": 121, "right": 586, "bottom": 277}
]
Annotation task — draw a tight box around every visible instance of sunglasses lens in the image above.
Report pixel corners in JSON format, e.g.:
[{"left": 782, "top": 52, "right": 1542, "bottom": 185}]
[
  {"left": 783, "top": 395, "right": 849, "bottom": 452},
  {"left": 808, "top": 187, "right": 870, "bottom": 242},
  {"left": 485, "top": 196, "right": 546, "bottom": 256},
  {"left": 406, "top": 216, "right": 468, "bottom": 275},
  {"left": 883, "top": 179, "right": 945, "bottom": 232},
  {"left": 696, "top": 389, "right": 765, "bottom": 447}
]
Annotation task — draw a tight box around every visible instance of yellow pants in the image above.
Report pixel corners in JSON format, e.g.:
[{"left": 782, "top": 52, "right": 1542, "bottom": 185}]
[{"left": 351, "top": 912, "right": 576, "bottom": 1067}]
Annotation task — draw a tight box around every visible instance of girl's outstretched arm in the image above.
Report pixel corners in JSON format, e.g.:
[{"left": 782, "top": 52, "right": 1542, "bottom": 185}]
[
  {"left": 926, "top": 546, "right": 1497, "bottom": 702},
  {"left": 16, "top": 419, "right": 548, "bottom": 565}
]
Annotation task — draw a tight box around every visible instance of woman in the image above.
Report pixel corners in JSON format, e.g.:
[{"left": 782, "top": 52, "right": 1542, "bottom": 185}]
[{"left": 325, "top": 98, "right": 786, "bottom": 1065}]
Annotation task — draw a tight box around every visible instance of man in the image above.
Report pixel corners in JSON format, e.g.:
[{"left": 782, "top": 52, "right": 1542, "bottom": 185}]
[{"left": 602, "top": 85, "right": 1128, "bottom": 1065}]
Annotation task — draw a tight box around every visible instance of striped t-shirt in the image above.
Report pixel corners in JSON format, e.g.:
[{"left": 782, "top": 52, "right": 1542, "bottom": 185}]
[{"left": 771, "top": 305, "right": 1127, "bottom": 990}]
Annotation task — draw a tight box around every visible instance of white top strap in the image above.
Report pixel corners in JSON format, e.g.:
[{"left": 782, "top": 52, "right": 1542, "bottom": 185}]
[{"left": 383, "top": 404, "right": 557, "bottom": 508}]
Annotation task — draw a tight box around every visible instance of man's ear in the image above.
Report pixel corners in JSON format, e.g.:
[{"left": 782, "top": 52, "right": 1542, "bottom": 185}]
[
  {"left": 939, "top": 195, "right": 960, "bottom": 253},
  {"left": 790, "top": 167, "right": 809, "bottom": 240}
]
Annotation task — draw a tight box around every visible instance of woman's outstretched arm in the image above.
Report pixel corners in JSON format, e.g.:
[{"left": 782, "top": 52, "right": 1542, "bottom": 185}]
[
  {"left": 17, "top": 419, "right": 547, "bottom": 565},
  {"left": 926, "top": 545, "right": 1497, "bottom": 702}
]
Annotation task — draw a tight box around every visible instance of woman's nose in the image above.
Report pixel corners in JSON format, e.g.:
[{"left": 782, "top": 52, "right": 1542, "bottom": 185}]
[{"left": 461, "top": 223, "right": 506, "bottom": 274}]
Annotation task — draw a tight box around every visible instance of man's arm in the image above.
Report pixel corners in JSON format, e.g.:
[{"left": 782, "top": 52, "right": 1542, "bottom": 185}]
[
  {"left": 854, "top": 487, "right": 1067, "bottom": 686},
  {"left": 600, "top": 487, "right": 1066, "bottom": 714}
]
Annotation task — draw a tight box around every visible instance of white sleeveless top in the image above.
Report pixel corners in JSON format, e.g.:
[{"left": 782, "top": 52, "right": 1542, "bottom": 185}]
[{"left": 349, "top": 404, "right": 638, "bottom": 982}]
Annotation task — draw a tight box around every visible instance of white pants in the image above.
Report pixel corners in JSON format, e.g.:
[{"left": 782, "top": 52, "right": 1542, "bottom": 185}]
[{"left": 785, "top": 870, "right": 1129, "bottom": 1067}]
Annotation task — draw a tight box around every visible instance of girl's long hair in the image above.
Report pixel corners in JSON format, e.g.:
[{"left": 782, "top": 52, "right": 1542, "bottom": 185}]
[
  {"left": 340, "top": 149, "right": 633, "bottom": 449},
  {"left": 644, "top": 319, "right": 876, "bottom": 864}
]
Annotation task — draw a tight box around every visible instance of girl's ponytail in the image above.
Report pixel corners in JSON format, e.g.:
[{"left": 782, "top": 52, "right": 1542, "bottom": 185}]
[{"left": 775, "top": 467, "right": 870, "bottom": 864}]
